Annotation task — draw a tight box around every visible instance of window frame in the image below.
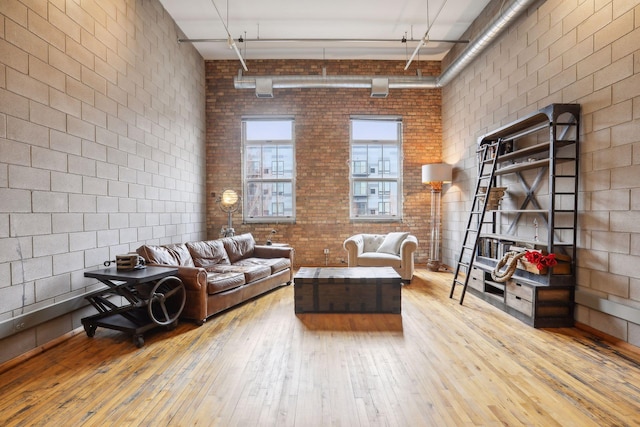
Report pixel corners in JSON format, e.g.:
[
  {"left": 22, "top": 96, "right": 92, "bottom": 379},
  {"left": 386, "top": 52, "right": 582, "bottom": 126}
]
[
  {"left": 242, "top": 116, "right": 296, "bottom": 224},
  {"left": 349, "top": 116, "right": 403, "bottom": 222}
]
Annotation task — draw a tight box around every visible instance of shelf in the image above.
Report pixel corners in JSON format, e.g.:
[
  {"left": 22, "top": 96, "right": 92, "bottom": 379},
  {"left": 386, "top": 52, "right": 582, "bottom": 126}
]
[
  {"left": 475, "top": 257, "right": 572, "bottom": 287},
  {"left": 477, "top": 104, "right": 581, "bottom": 145},
  {"left": 485, "top": 280, "right": 505, "bottom": 291},
  {"left": 497, "top": 141, "right": 550, "bottom": 162},
  {"left": 479, "top": 233, "right": 549, "bottom": 246},
  {"left": 489, "top": 209, "right": 547, "bottom": 214},
  {"left": 495, "top": 139, "right": 577, "bottom": 164},
  {"left": 453, "top": 103, "right": 579, "bottom": 328},
  {"left": 495, "top": 158, "right": 548, "bottom": 175}
]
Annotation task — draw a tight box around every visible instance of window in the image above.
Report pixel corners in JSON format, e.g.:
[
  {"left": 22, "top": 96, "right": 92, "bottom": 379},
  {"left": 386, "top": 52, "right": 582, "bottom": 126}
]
[
  {"left": 242, "top": 117, "right": 295, "bottom": 222},
  {"left": 350, "top": 117, "right": 402, "bottom": 220}
]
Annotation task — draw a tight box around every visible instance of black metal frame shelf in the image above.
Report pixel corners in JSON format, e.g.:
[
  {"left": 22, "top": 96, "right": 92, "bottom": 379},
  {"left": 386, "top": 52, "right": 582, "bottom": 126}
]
[{"left": 450, "top": 103, "right": 580, "bottom": 328}]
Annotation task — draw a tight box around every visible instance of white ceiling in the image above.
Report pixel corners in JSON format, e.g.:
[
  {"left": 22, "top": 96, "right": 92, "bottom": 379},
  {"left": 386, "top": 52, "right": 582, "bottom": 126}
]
[{"left": 159, "top": 0, "right": 492, "bottom": 62}]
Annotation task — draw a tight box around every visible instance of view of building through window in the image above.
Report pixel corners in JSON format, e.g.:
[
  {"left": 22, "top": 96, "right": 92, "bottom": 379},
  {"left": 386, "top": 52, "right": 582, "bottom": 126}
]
[
  {"left": 242, "top": 118, "right": 295, "bottom": 222},
  {"left": 350, "top": 117, "right": 402, "bottom": 220},
  {"left": 242, "top": 116, "right": 401, "bottom": 222}
]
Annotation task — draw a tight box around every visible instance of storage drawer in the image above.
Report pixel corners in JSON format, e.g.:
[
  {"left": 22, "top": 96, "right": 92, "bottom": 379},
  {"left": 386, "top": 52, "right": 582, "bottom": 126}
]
[
  {"left": 506, "top": 280, "right": 533, "bottom": 300},
  {"left": 468, "top": 268, "right": 485, "bottom": 291},
  {"left": 536, "top": 305, "right": 572, "bottom": 317},
  {"left": 538, "top": 288, "right": 572, "bottom": 302},
  {"left": 506, "top": 293, "right": 533, "bottom": 316}
]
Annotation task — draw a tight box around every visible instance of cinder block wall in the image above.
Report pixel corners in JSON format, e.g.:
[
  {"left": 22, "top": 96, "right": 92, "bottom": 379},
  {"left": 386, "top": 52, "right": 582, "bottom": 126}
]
[
  {"left": 206, "top": 60, "right": 442, "bottom": 267},
  {"left": 442, "top": 0, "right": 640, "bottom": 345},
  {"left": 0, "top": 0, "right": 206, "bottom": 363}
]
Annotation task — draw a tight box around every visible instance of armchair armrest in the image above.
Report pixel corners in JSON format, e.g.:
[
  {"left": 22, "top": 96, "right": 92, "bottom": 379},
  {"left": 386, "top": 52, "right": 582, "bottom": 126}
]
[
  {"left": 343, "top": 234, "right": 364, "bottom": 267},
  {"left": 400, "top": 235, "right": 418, "bottom": 260},
  {"left": 399, "top": 235, "right": 418, "bottom": 281}
]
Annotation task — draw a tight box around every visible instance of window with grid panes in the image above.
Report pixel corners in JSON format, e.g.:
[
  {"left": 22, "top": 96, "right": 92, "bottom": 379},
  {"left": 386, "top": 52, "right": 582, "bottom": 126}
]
[
  {"left": 242, "top": 117, "right": 295, "bottom": 223},
  {"left": 349, "top": 117, "right": 402, "bottom": 221}
]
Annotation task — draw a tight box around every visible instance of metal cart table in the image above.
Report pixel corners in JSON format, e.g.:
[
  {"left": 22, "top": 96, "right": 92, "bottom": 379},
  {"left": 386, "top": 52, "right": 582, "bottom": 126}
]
[{"left": 82, "top": 266, "right": 186, "bottom": 347}]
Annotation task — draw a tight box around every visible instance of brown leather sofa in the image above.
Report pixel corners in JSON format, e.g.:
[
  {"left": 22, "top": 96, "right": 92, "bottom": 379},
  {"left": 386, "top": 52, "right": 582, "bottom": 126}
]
[{"left": 137, "top": 233, "right": 294, "bottom": 324}]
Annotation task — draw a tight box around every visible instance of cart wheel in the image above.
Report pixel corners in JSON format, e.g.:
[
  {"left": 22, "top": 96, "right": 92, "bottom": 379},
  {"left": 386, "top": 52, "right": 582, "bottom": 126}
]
[
  {"left": 84, "top": 323, "right": 96, "bottom": 338},
  {"left": 134, "top": 335, "right": 144, "bottom": 348},
  {"left": 148, "top": 276, "right": 186, "bottom": 326},
  {"left": 166, "top": 319, "right": 178, "bottom": 331}
]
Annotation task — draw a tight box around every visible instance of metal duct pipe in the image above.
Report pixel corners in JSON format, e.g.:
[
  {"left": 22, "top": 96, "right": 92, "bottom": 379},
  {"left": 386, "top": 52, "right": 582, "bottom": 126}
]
[
  {"left": 233, "top": 0, "right": 538, "bottom": 92},
  {"left": 234, "top": 74, "right": 438, "bottom": 90},
  {"left": 436, "top": 0, "right": 538, "bottom": 87}
]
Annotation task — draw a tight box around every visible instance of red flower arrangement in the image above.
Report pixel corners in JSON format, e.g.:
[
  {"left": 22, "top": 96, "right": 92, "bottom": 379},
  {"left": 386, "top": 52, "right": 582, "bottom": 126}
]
[{"left": 524, "top": 250, "right": 557, "bottom": 271}]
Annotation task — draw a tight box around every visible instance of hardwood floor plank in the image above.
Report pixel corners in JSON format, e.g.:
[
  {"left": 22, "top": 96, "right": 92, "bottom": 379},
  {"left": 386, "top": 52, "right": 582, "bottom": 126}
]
[{"left": 1, "top": 270, "right": 640, "bottom": 426}]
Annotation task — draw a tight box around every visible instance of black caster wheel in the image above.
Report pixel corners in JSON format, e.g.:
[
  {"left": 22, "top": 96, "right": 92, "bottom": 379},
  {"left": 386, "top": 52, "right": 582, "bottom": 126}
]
[
  {"left": 166, "top": 319, "right": 179, "bottom": 331},
  {"left": 83, "top": 323, "right": 96, "bottom": 338},
  {"left": 133, "top": 335, "right": 144, "bottom": 348}
]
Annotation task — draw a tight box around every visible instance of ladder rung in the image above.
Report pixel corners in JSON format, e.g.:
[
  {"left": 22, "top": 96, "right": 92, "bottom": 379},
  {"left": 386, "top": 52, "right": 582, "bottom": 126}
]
[{"left": 555, "top": 192, "right": 575, "bottom": 195}]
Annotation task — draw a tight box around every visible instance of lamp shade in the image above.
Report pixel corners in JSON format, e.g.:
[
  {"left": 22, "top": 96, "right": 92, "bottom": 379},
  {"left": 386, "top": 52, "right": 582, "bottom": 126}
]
[
  {"left": 422, "top": 163, "right": 452, "bottom": 184},
  {"left": 220, "top": 189, "right": 239, "bottom": 208}
]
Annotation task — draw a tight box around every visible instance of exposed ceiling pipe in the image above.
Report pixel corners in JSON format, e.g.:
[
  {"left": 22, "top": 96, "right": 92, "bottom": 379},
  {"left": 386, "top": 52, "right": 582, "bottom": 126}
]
[
  {"left": 236, "top": 74, "right": 439, "bottom": 90},
  {"left": 233, "top": 0, "right": 538, "bottom": 94},
  {"left": 436, "top": 0, "right": 536, "bottom": 87},
  {"left": 179, "top": 37, "right": 469, "bottom": 44}
]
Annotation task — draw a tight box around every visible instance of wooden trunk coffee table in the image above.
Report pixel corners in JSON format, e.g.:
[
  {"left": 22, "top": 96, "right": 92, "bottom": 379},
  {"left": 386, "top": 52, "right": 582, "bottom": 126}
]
[{"left": 294, "top": 267, "right": 401, "bottom": 314}]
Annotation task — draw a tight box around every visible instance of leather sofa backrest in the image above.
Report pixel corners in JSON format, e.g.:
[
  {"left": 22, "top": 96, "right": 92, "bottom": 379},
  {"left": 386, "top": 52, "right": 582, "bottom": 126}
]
[
  {"left": 186, "top": 240, "right": 231, "bottom": 268},
  {"left": 222, "top": 233, "right": 256, "bottom": 263},
  {"left": 137, "top": 243, "right": 195, "bottom": 267}
]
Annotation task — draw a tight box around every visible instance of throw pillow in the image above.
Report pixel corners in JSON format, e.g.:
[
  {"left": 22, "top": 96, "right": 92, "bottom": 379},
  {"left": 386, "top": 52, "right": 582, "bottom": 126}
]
[{"left": 376, "top": 232, "right": 409, "bottom": 255}]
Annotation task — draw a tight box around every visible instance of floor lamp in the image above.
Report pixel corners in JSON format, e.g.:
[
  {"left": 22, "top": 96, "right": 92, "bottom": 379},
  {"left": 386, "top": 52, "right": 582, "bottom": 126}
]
[
  {"left": 422, "top": 163, "right": 452, "bottom": 271},
  {"left": 218, "top": 189, "right": 240, "bottom": 237}
]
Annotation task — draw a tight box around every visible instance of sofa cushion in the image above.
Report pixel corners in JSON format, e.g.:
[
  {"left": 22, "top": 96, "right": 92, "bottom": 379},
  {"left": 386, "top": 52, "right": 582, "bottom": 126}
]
[
  {"left": 137, "top": 244, "right": 195, "bottom": 267},
  {"left": 186, "top": 240, "right": 231, "bottom": 268},
  {"left": 222, "top": 233, "right": 256, "bottom": 263},
  {"left": 376, "top": 232, "right": 409, "bottom": 255},
  {"left": 362, "top": 234, "right": 386, "bottom": 253},
  {"left": 208, "top": 264, "right": 271, "bottom": 283},
  {"left": 358, "top": 252, "right": 402, "bottom": 268},
  {"left": 235, "top": 257, "right": 291, "bottom": 275},
  {"left": 206, "top": 271, "right": 245, "bottom": 295}
]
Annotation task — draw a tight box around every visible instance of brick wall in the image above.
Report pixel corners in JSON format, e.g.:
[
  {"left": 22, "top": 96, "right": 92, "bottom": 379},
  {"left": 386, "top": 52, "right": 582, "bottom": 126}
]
[
  {"left": 206, "top": 60, "right": 442, "bottom": 267},
  {"left": 442, "top": 0, "right": 640, "bottom": 345},
  {"left": 0, "top": 0, "right": 206, "bottom": 363}
]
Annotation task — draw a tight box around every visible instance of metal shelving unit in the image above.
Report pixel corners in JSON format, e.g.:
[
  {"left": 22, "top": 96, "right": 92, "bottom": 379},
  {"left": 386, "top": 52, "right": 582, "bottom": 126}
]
[{"left": 450, "top": 104, "right": 580, "bottom": 327}]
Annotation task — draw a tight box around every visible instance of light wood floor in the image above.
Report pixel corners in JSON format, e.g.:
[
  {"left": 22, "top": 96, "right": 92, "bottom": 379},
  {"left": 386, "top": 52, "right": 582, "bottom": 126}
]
[{"left": 1, "top": 270, "right": 640, "bottom": 426}]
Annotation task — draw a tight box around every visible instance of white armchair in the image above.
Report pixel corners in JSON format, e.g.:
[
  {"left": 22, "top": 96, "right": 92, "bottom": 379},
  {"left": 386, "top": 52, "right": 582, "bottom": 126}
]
[{"left": 343, "top": 232, "right": 418, "bottom": 281}]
